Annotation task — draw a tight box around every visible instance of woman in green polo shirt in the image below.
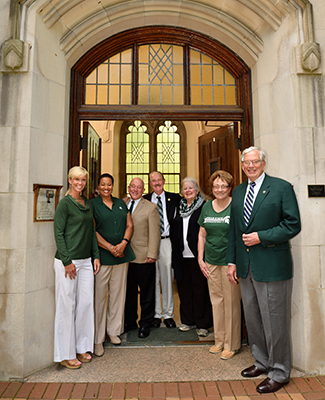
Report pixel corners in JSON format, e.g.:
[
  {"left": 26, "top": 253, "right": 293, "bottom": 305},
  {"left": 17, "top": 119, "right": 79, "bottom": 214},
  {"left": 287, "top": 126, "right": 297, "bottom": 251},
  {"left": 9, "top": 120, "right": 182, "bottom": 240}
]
[
  {"left": 198, "top": 170, "right": 241, "bottom": 361},
  {"left": 53, "top": 166, "right": 100, "bottom": 369},
  {"left": 91, "top": 173, "right": 135, "bottom": 357}
]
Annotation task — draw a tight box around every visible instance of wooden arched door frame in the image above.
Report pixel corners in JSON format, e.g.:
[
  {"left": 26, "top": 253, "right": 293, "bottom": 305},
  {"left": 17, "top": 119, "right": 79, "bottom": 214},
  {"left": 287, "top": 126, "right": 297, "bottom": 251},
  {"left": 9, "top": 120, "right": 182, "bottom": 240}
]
[{"left": 69, "top": 26, "right": 252, "bottom": 176}]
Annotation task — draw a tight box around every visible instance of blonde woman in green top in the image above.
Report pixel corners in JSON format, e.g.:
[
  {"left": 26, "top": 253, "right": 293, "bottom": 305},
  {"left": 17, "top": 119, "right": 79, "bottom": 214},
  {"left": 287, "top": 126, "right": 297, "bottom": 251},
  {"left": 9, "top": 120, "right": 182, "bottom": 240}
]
[{"left": 53, "top": 166, "right": 100, "bottom": 369}]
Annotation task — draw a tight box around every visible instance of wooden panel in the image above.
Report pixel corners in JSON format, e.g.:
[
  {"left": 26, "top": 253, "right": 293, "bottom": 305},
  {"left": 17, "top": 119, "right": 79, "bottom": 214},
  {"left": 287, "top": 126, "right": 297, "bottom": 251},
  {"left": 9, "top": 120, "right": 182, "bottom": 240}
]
[{"left": 199, "top": 123, "right": 240, "bottom": 196}]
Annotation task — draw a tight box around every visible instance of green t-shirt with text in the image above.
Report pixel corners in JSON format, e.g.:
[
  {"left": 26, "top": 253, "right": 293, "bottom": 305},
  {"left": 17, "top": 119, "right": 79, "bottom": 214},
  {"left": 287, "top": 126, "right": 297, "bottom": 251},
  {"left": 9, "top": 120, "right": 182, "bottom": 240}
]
[{"left": 198, "top": 200, "right": 231, "bottom": 265}]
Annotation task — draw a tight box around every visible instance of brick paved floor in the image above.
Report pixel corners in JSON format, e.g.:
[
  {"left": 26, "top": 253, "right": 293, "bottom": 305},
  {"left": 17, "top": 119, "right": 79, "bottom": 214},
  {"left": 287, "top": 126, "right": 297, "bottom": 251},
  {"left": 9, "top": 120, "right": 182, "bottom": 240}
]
[{"left": 1, "top": 376, "right": 325, "bottom": 400}]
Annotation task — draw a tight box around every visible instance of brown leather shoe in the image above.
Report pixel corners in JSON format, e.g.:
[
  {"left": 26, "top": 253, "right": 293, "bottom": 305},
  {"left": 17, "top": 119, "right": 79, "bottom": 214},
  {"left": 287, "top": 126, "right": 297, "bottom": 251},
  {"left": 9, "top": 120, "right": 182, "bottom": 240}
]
[
  {"left": 241, "top": 365, "right": 265, "bottom": 378},
  {"left": 256, "top": 378, "right": 287, "bottom": 393}
]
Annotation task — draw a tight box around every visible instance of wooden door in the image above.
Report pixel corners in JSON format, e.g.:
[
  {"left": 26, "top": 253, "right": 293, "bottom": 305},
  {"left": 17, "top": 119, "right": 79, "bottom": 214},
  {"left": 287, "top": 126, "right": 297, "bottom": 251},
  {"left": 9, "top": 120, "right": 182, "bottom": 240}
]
[
  {"left": 81, "top": 122, "right": 102, "bottom": 198},
  {"left": 199, "top": 123, "right": 241, "bottom": 197}
]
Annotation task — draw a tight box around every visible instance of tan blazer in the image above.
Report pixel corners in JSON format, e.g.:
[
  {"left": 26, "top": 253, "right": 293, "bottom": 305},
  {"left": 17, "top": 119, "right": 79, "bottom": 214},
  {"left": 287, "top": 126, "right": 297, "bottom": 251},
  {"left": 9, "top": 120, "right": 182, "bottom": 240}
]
[{"left": 128, "top": 197, "right": 161, "bottom": 263}]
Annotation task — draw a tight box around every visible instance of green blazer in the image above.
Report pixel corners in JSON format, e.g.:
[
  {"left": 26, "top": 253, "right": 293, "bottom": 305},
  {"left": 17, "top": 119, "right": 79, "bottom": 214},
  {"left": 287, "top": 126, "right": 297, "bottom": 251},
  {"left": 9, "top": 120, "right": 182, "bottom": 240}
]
[{"left": 225, "top": 174, "right": 301, "bottom": 282}]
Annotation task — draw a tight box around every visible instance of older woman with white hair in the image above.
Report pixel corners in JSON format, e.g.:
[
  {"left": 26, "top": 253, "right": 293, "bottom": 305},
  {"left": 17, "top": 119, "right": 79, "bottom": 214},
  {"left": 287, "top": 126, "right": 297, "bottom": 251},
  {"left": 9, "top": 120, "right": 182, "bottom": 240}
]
[
  {"left": 170, "top": 177, "right": 213, "bottom": 336},
  {"left": 53, "top": 166, "right": 100, "bottom": 369}
]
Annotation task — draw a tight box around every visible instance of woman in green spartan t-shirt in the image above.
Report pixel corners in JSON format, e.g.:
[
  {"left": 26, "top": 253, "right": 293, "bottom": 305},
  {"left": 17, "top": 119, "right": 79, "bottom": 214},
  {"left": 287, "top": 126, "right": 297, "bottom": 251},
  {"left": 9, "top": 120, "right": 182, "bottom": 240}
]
[{"left": 198, "top": 170, "right": 241, "bottom": 361}]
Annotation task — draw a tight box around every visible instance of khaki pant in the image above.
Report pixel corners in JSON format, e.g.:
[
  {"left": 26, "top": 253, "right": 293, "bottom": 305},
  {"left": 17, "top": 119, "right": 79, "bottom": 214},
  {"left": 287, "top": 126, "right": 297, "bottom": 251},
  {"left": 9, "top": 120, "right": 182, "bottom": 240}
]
[
  {"left": 94, "top": 263, "right": 128, "bottom": 344},
  {"left": 206, "top": 263, "right": 241, "bottom": 351}
]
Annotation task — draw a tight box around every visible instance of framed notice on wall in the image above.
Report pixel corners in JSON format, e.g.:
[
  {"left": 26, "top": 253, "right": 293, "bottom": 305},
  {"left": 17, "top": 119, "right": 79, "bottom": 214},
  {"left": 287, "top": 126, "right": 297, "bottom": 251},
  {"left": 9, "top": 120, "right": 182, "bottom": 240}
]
[{"left": 33, "top": 184, "right": 62, "bottom": 222}]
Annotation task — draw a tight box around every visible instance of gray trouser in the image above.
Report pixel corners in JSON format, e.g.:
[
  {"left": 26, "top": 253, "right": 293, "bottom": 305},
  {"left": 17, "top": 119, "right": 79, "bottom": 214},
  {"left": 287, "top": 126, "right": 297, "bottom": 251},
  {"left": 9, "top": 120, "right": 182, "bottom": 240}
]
[{"left": 241, "top": 267, "right": 292, "bottom": 383}]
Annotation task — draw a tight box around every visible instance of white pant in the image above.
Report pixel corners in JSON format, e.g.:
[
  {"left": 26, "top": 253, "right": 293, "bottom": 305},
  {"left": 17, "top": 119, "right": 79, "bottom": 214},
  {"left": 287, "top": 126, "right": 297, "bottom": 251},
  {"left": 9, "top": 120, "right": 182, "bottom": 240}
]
[
  {"left": 53, "top": 258, "right": 94, "bottom": 362},
  {"left": 155, "top": 238, "right": 174, "bottom": 319}
]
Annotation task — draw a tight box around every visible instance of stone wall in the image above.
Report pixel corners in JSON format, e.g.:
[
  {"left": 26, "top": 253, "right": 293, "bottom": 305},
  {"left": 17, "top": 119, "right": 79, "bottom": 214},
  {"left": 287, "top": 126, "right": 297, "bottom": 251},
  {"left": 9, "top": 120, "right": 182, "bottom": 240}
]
[{"left": 0, "top": 0, "right": 324, "bottom": 380}]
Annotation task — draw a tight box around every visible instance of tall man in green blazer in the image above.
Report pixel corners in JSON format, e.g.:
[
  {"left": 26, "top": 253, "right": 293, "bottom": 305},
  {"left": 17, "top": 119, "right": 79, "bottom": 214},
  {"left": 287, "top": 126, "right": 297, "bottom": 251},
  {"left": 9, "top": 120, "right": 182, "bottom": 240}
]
[{"left": 226, "top": 146, "right": 301, "bottom": 394}]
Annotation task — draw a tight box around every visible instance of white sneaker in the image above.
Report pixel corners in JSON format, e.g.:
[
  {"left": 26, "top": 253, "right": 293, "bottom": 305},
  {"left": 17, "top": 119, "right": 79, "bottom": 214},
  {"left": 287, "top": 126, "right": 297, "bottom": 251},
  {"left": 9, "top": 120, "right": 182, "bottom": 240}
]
[
  {"left": 178, "top": 324, "right": 195, "bottom": 332},
  {"left": 196, "top": 328, "right": 209, "bottom": 337}
]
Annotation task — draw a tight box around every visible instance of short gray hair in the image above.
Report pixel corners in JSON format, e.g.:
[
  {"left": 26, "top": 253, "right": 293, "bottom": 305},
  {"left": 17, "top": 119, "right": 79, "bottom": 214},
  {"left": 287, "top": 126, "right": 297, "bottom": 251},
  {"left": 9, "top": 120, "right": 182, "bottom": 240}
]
[
  {"left": 181, "top": 177, "right": 208, "bottom": 200},
  {"left": 241, "top": 146, "right": 266, "bottom": 162}
]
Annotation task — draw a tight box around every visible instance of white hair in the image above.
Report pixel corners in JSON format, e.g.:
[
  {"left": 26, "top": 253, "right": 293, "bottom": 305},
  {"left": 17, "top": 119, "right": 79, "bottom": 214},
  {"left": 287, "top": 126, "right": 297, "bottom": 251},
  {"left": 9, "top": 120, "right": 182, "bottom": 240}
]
[{"left": 241, "top": 146, "right": 266, "bottom": 162}]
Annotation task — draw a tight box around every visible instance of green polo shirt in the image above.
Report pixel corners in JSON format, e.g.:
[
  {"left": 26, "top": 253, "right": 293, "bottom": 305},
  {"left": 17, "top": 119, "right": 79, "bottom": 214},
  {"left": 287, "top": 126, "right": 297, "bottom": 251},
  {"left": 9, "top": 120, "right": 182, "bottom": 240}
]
[
  {"left": 198, "top": 200, "right": 231, "bottom": 266},
  {"left": 91, "top": 195, "right": 135, "bottom": 265},
  {"left": 54, "top": 195, "right": 100, "bottom": 266}
]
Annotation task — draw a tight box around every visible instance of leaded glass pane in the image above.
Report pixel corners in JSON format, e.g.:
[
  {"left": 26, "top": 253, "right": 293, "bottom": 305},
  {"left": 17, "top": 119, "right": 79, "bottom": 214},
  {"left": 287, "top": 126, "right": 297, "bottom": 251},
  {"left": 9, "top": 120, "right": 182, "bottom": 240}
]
[
  {"left": 98, "top": 63, "right": 108, "bottom": 84},
  {"left": 85, "top": 49, "right": 132, "bottom": 105},
  {"left": 126, "top": 121, "right": 150, "bottom": 193},
  {"left": 85, "top": 85, "right": 96, "bottom": 104},
  {"left": 138, "top": 44, "right": 184, "bottom": 105},
  {"left": 97, "top": 86, "right": 108, "bottom": 104},
  {"left": 190, "top": 49, "right": 237, "bottom": 105},
  {"left": 157, "top": 121, "right": 180, "bottom": 193}
]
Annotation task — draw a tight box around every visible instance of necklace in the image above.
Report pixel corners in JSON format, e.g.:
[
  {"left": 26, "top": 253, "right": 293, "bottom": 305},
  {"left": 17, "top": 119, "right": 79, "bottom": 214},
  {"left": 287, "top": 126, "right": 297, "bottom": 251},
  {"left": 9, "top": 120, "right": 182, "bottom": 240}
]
[{"left": 72, "top": 196, "right": 83, "bottom": 202}]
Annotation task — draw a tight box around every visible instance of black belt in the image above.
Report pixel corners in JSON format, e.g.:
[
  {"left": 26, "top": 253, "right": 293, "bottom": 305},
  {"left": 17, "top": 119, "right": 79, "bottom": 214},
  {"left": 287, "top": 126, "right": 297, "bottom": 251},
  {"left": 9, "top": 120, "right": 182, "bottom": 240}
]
[{"left": 161, "top": 235, "right": 170, "bottom": 239}]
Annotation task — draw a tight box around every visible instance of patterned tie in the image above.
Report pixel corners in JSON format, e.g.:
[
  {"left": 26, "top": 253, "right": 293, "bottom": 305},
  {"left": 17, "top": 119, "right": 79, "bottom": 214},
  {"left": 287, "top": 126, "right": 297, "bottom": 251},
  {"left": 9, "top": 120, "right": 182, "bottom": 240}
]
[
  {"left": 129, "top": 200, "right": 135, "bottom": 214},
  {"left": 243, "top": 182, "right": 256, "bottom": 226},
  {"left": 157, "top": 196, "right": 164, "bottom": 234}
]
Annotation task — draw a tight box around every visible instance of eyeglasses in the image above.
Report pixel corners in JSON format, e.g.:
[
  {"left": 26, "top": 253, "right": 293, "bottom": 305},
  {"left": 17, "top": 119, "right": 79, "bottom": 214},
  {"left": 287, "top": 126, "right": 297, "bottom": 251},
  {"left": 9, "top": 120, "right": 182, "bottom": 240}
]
[
  {"left": 212, "top": 185, "right": 229, "bottom": 190},
  {"left": 242, "top": 160, "right": 262, "bottom": 166}
]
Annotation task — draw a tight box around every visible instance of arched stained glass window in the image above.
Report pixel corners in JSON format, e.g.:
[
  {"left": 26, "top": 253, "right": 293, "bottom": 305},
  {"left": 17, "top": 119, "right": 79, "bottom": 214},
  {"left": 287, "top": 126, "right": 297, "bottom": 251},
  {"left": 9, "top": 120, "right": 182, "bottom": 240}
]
[
  {"left": 84, "top": 45, "right": 237, "bottom": 106},
  {"left": 126, "top": 121, "right": 150, "bottom": 189},
  {"left": 157, "top": 121, "right": 180, "bottom": 192},
  {"left": 123, "top": 120, "right": 183, "bottom": 194}
]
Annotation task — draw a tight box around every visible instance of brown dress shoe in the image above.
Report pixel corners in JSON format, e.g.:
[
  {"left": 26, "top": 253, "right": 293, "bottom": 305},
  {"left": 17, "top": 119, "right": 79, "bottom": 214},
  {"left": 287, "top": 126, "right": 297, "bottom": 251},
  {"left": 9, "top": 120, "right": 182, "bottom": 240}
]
[
  {"left": 256, "top": 378, "right": 287, "bottom": 393},
  {"left": 241, "top": 365, "right": 265, "bottom": 378}
]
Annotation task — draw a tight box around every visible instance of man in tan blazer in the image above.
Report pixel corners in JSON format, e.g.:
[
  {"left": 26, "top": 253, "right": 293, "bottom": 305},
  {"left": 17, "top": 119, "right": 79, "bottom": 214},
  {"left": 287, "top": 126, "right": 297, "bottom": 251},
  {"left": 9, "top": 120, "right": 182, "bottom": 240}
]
[{"left": 124, "top": 178, "right": 161, "bottom": 338}]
